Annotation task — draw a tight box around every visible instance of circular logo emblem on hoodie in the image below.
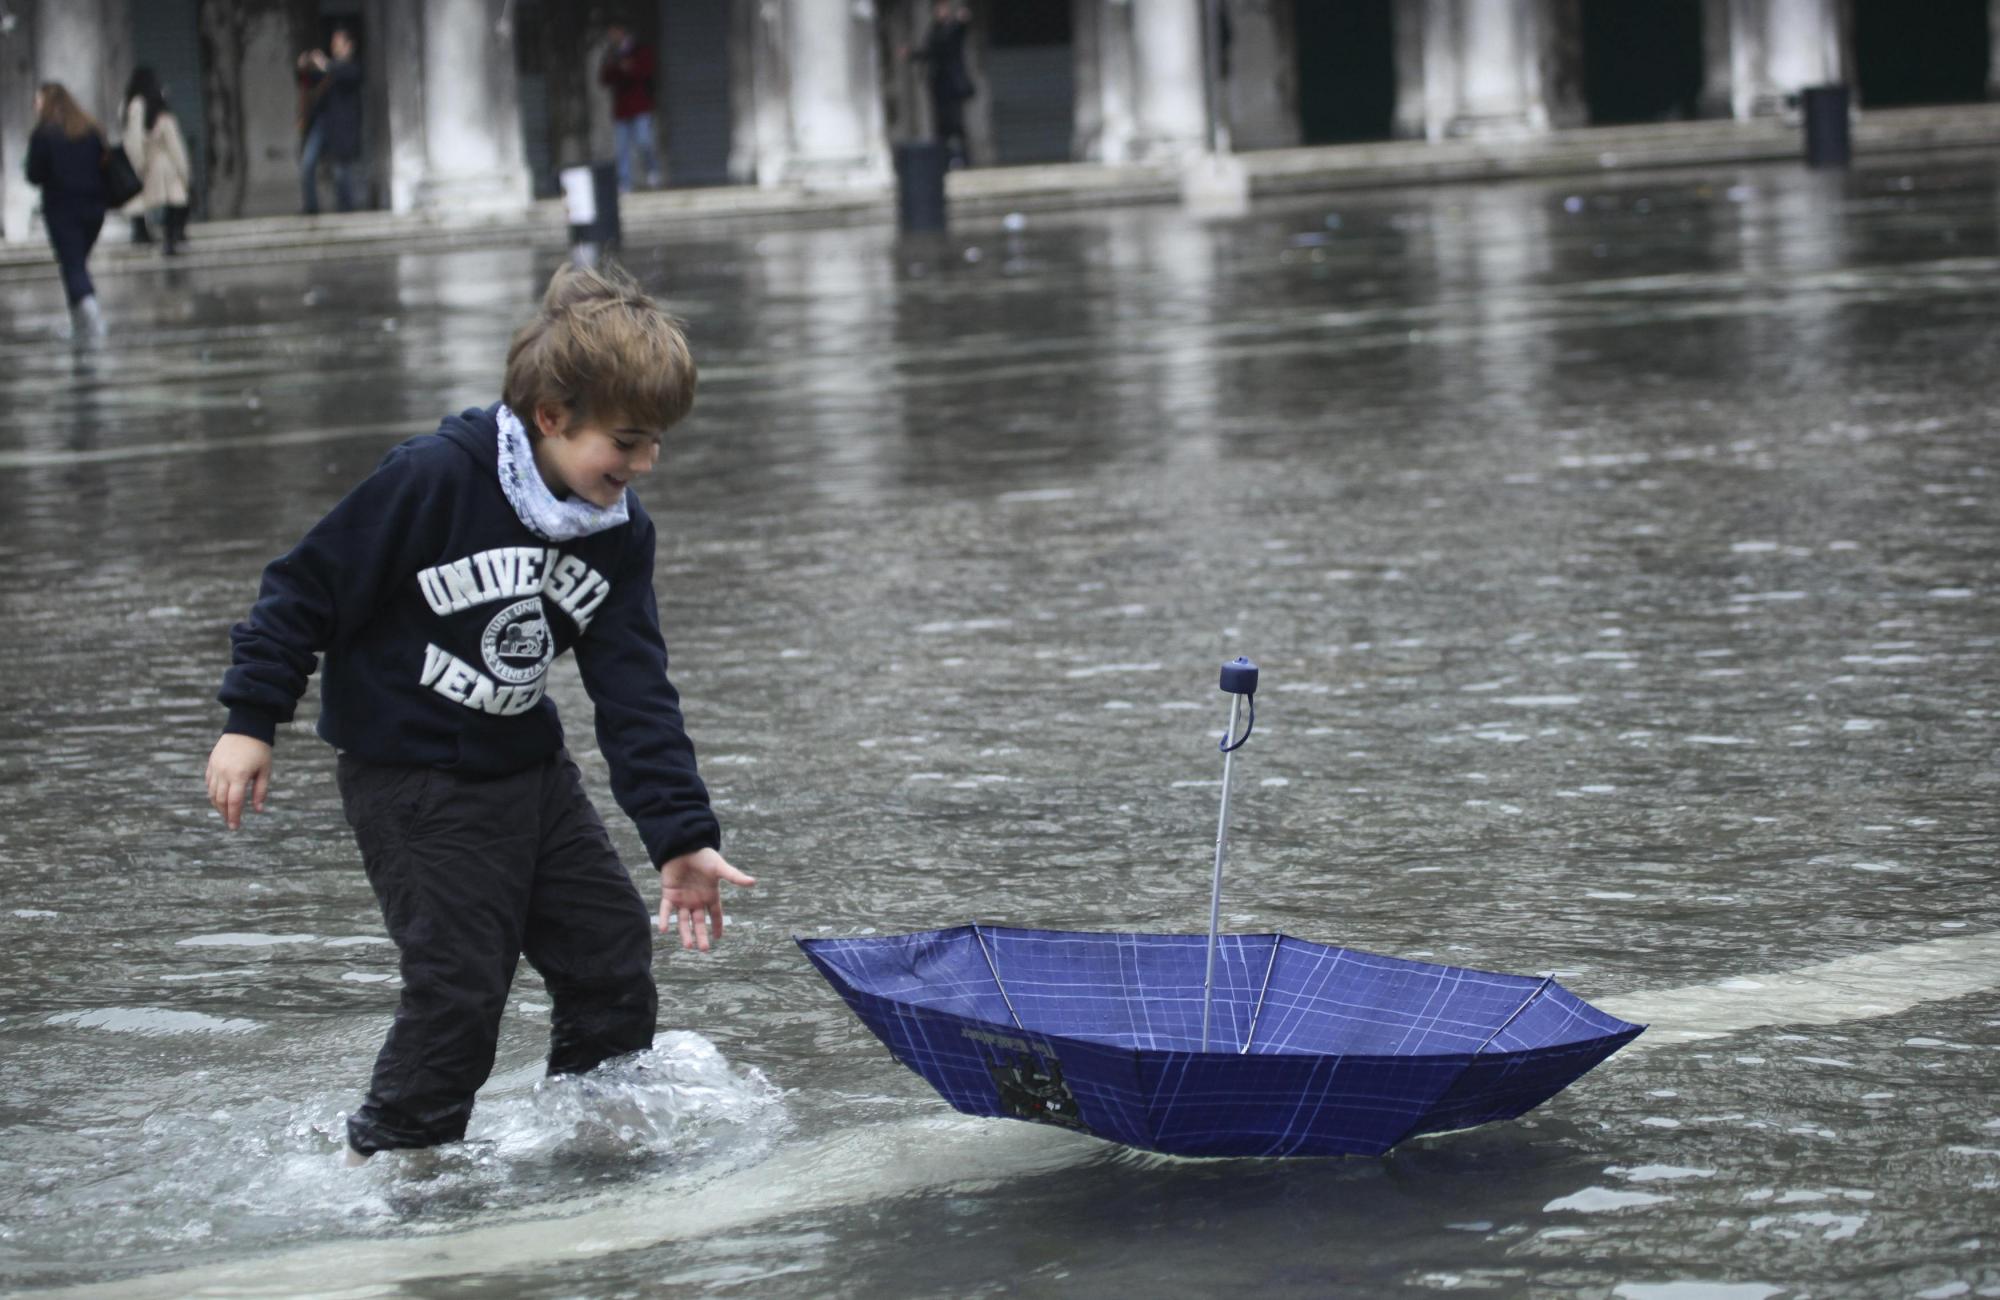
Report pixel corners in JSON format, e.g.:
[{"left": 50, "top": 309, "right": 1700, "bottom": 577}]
[{"left": 482, "top": 598, "right": 554, "bottom": 685}]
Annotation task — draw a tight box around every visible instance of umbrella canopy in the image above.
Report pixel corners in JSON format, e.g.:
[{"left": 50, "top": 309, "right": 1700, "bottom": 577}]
[{"left": 799, "top": 924, "right": 1643, "bottom": 1158}]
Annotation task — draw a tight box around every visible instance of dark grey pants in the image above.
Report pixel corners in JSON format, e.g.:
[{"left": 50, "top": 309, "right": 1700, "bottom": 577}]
[
  {"left": 336, "top": 750, "right": 656, "bottom": 1155},
  {"left": 43, "top": 207, "right": 103, "bottom": 306}
]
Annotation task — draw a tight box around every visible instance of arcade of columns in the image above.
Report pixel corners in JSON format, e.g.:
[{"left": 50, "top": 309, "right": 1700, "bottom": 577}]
[{"left": 0, "top": 0, "right": 1946, "bottom": 240}]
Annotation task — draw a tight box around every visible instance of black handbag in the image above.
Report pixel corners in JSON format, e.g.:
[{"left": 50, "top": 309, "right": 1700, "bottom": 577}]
[{"left": 102, "top": 142, "right": 143, "bottom": 208}]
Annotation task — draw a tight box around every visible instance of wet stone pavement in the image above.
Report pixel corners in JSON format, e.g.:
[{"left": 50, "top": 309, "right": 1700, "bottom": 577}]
[{"left": 0, "top": 153, "right": 1996, "bottom": 1298}]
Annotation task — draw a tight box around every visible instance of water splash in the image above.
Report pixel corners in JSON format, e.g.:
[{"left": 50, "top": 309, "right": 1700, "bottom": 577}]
[
  {"left": 2, "top": 1034, "right": 785, "bottom": 1287},
  {"left": 487, "top": 1031, "right": 786, "bottom": 1164}
]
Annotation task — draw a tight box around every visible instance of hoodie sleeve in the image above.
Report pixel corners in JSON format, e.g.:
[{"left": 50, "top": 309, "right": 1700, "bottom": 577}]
[
  {"left": 217, "top": 442, "right": 444, "bottom": 744},
  {"left": 573, "top": 511, "right": 721, "bottom": 868}
]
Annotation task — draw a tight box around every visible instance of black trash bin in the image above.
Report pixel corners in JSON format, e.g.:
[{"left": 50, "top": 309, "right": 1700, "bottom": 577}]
[
  {"left": 894, "top": 142, "right": 949, "bottom": 233},
  {"left": 1802, "top": 84, "right": 1851, "bottom": 169},
  {"left": 590, "top": 160, "right": 621, "bottom": 247}
]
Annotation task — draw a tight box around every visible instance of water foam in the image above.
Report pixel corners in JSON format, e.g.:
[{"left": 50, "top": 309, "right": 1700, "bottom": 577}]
[{"left": 11, "top": 1033, "right": 784, "bottom": 1291}]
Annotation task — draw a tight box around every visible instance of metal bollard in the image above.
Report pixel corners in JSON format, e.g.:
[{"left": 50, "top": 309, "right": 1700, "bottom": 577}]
[
  {"left": 893, "top": 141, "right": 949, "bottom": 234},
  {"left": 1802, "top": 85, "right": 1851, "bottom": 169},
  {"left": 560, "top": 161, "right": 623, "bottom": 266}
]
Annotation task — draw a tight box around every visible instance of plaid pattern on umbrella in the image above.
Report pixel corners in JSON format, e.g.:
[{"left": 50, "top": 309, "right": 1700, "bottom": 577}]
[{"left": 799, "top": 924, "right": 1643, "bottom": 1158}]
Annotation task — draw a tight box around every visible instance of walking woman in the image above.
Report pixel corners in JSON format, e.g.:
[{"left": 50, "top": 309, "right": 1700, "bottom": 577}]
[
  {"left": 121, "top": 67, "right": 193, "bottom": 255},
  {"left": 25, "top": 82, "right": 110, "bottom": 338}
]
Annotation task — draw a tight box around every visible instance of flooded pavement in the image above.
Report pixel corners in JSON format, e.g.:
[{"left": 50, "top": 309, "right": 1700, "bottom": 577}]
[{"left": 1, "top": 150, "right": 1997, "bottom": 1298}]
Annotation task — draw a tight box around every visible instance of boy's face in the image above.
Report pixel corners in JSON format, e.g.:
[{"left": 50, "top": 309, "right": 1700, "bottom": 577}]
[{"left": 531, "top": 404, "right": 661, "bottom": 508}]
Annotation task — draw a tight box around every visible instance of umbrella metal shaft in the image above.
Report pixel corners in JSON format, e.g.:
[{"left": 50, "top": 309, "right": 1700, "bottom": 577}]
[{"left": 1201, "top": 692, "right": 1240, "bottom": 1051}]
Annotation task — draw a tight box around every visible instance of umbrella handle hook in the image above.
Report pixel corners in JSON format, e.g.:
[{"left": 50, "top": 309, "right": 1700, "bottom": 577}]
[
  {"left": 1217, "top": 655, "right": 1258, "bottom": 753},
  {"left": 1219, "top": 693, "right": 1255, "bottom": 752}
]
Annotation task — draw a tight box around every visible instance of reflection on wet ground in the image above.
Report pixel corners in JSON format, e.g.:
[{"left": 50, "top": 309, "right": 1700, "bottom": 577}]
[{"left": 0, "top": 152, "right": 1996, "bottom": 1297}]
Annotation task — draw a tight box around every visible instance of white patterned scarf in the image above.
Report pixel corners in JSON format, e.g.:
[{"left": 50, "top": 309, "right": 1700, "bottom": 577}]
[{"left": 495, "top": 403, "right": 630, "bottom": 541}]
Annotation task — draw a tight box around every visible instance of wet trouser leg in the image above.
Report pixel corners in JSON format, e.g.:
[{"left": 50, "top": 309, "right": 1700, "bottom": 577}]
[
  {"left": 331, "top": 160, "right": 359, "bottom": 213},
  {"left": 629, "top": 114, "right": 660, "bottom": 188},
  {"left": 613, "top": 117, "right": 636, "bottom": 192},
  {"left": 299, "top": 123, "right": 324, "bottom": 214},
  {"left": 43, "top": 209, "right": 103, "bottom": 305},
  {"left": 524, "top": 754, "right": 657, "bottom": 1077},
  {"left": 339, "top": 757, "right": 532, "bottom": 1154},
  {"left": 337, "top": 753, "right": 656, "bottom": 1155},
  {"left": 932, "top": 86, "right": 967, "bottom": 167}
]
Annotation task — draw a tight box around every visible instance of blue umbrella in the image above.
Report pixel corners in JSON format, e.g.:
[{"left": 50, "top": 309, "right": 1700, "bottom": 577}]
[{"left": 799, "top": 660, "right": 1643, "bottom": 1158}]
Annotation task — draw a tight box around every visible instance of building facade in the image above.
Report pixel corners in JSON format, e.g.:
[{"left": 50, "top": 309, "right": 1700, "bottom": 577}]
[{"left": 4, "top": 0, "right": 1996, "bottom": 241}]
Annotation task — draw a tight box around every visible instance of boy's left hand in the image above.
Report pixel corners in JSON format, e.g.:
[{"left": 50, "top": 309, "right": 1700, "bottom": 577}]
[{"left": 658, "top": 848, "right": 756, "bottom": 952}]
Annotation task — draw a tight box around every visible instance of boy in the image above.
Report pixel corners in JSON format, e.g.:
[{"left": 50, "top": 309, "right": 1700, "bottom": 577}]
[{"left": 205, "top": 263, "right": 753, "bottom": 1162}]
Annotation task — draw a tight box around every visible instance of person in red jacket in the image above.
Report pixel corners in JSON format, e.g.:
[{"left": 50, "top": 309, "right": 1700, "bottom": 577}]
[{"left": 599, "top": 24, "right": 661, "bottom": 192}]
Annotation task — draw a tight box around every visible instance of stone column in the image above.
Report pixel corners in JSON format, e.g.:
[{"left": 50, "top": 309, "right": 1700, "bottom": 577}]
[
  {"left": 1, "top": 0, "right": 41, "bottom": 244},
  {"left": 1425, "top": 0, "right": 1548, "bottom": 139},
  {"left": 1539, "top": 0, "right": 1586, "bottom": 128},
  {"left": 1392, "top": 0, "right": 1428, "bottom": 138},
  {"left": 729, "top": 0, "right": 788, "bottom": 184},
  {"left": 1222, "top": 0, "right": 1300, "bottom": 151},
  {"left": 34, "top": 0, "right": 129, "bottom": 126},
  {"left": 1074, "top": 0, "right": 1141, "bottom": 163},
  {"left": 731, "top": 0, "right": 885, "bottom": 188},
  {"left": 1991, "top": 0, "right": 2000, "bottom": 100},
  {"left": 1699, "top": 0, "right": 1735, "bottom": 117},
  {"left": 1129, "top": 0, "right": 1208, "bottom": 159},
  {"left": 777, "top": 0, "right": 886, "bottom": 185},
  {"left": 377, "top": 0, "right": 530, "bottom": 217},
  {"left": 375, "top": 0, "right": 429, "bottom": 215},
  {"left": 1727, "top": 0, "right": 1841, "bottom": 120}
]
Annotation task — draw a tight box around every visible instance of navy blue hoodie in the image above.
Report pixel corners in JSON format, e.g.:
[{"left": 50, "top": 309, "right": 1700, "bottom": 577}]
[{"left": 219, "top": 404, "right": 719, "bottom": 868}]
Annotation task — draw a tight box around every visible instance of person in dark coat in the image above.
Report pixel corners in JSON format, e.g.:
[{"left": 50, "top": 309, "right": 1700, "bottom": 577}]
[
  {"left": 24, "top": 81, "right": 109, "bottom": 338},
  {"left": 297, "top": 26, "right": 364, "bottom": 214},
  {"left": 915, "top": 3, "right": 975, "bottom": 168}
]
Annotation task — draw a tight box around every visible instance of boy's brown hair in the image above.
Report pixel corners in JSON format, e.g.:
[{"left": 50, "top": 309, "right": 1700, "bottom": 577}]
[{"left": 503, "top": 263, "right": 696, "bottom": 433}]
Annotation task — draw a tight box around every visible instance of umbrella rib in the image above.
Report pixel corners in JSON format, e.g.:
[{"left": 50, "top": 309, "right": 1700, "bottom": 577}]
[
  {"left": 970, "top": 924, "right": 1027, "bottom": 1032},
  {"left": 1378, "top": 975, "right": 1560, "bottom": 1153},
  {"left": 1238, "top": 937, "right": 1283, "bottom": 1054},
  {"left": 1474, "top": 976, "right": 1556, "bottom": 1057}
]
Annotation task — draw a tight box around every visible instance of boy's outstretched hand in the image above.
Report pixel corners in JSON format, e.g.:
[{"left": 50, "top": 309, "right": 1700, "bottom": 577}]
[
  {"left": 658, "top": 847, "right": 756, "bottom": 952},
  {"left": 205, "top": 734, "right": 273, "bottom": 830}
]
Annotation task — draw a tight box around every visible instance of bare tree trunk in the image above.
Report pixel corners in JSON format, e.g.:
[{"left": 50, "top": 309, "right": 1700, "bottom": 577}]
[
  {"left": 878, "top": 0, "right": 925, "bottom": 141},
  {"left": 199, "top": 0, "right": 320, "bottom": 218},
  {"left": 541, "top": 2, "right": 592, "bottom": 169},
  {"left": 198, "top": 0, "right": 313, "bottom": 218},
  {"left": 198, "top": 2, "right": 250, "bottom": 217},
  {"left": 525, "top": 0, "right": 628, "bottom": 172}
]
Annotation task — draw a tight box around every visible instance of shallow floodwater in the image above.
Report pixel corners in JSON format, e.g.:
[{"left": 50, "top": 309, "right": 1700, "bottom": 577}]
[{"left": 0, "top": 153, "right": 1996, "bottom": 1297}]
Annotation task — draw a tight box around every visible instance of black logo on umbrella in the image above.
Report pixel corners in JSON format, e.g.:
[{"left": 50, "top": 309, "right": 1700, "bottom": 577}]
[{"left": 962, "top": 1029, "right": 1088, "bottom": 1132}]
